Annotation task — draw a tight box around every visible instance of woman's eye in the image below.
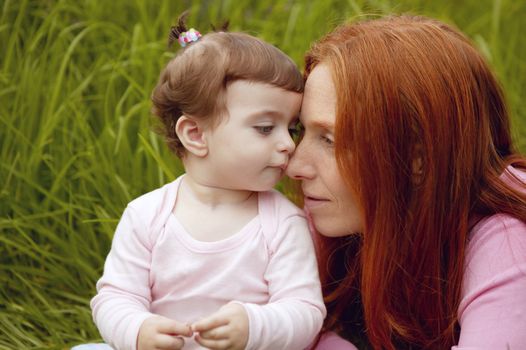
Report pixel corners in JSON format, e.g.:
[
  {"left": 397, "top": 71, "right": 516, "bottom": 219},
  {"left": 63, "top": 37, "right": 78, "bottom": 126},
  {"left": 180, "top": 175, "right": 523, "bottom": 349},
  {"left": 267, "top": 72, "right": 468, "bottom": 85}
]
[
  {"left": 254, "top": 125, "right": 274, "bottom": 135},
  {"left": 321, "top": 135, "right": 334, "bottom": 146}
]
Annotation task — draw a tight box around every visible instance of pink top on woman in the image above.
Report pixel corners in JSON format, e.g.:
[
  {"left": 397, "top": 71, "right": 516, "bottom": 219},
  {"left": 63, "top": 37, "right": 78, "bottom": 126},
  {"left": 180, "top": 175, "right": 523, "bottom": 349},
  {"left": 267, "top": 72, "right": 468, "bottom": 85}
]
[{"left": 453, "top": 167, "right": 526, "bottom": 349}]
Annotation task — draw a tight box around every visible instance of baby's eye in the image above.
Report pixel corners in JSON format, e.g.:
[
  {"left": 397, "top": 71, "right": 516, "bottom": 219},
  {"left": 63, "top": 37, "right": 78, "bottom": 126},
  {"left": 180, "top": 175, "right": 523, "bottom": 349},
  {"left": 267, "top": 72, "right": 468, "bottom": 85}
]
[{"left": 254, "top": 125, "right": 274, "bottom": 135}]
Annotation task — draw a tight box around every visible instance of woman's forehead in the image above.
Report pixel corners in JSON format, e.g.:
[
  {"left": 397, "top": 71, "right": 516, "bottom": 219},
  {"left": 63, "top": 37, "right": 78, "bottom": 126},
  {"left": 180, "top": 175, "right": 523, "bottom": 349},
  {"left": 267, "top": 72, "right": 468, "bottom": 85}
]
[{"left": 301, "top": 64, "right": 337, "bottom": 130}]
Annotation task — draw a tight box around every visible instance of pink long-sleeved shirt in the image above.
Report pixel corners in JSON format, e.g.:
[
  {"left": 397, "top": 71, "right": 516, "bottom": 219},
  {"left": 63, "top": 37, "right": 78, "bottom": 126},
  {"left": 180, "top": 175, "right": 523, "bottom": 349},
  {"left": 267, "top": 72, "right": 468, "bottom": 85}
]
[
  {"left": 453, "top": 211, "right": 526, "bottom": 349},
  {"left": 91, "top": 176, "right": 326, "bottom": 350},
  {"left": 453, "top": 167, "right": 526, "bottom": 349}
]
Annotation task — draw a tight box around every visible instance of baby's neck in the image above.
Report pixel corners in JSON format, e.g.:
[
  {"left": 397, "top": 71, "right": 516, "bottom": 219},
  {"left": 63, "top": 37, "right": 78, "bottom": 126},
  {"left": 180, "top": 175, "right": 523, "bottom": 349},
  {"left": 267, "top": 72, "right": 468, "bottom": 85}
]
[
  {"left": 173, "top": 174, "right": 259, "bottom": 242},
  {"left": 181, "top": 174, "right": 255, "bottom": 208}
]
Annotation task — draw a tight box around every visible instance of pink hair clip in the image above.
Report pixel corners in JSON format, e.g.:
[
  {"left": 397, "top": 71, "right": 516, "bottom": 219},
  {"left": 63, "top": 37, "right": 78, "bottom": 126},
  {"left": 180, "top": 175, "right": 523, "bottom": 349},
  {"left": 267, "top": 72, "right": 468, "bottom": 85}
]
[{"left": 178, "top": 28, "right": 202, "bottom": 47}]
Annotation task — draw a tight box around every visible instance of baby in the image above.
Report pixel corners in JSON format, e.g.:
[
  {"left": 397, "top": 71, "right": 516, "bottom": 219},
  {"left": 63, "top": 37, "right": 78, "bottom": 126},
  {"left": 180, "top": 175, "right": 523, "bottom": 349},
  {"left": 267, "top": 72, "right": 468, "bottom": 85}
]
[{"left": 90, "top": 14, "right": 325, "bottom": 350}]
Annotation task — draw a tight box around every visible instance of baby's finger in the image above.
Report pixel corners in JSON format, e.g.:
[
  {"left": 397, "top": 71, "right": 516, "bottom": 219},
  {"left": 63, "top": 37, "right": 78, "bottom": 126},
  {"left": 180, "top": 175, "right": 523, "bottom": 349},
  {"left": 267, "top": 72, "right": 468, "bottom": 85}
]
[
  {"left": 155, "top": 334, "right": 185, "bottom": 350},
  {"left": 157, "top": 320, "right": 193, "bottom": 337},
  {"left": 198, "top": 325, "right": 230, "bottom": 340},
  {"left": 195, "top": 333, "right": 231, "bottom": 350},
  {"left": 192, "top": 314, "right": 229, "bottom": 333}
]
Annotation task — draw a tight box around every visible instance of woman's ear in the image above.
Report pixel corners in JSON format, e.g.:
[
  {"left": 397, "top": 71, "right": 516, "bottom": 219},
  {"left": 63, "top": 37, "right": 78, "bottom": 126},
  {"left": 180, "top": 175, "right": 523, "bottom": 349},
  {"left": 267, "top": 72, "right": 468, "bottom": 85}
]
[
  {"left": 411, "top": 144, "right": 424, "bottom": 185},
  {"left": 175, "top": 115, "right": 208, "bottom": 157}
]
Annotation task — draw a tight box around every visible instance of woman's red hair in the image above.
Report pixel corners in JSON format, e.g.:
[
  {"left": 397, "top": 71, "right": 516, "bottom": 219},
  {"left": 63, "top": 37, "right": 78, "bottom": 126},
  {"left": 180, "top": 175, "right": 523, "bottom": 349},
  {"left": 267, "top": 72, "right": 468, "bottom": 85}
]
[{"left": 305, "top": 15, "right": 526, "bottom": 349}]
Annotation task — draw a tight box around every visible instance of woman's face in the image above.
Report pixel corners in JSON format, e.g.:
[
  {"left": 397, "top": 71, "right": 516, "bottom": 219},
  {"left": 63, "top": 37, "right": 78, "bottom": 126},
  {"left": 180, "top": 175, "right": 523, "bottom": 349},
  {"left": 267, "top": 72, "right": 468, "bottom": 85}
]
[{"left": 287, "top": 64, "right": 363, "bottom": 237}]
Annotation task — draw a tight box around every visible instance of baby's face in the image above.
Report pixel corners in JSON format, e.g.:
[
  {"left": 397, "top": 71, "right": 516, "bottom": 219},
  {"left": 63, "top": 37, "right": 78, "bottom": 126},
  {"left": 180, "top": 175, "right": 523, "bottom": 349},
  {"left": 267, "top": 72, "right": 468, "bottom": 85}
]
[{"left": 204, "top": 80, "right": 302, "bottom": 191}]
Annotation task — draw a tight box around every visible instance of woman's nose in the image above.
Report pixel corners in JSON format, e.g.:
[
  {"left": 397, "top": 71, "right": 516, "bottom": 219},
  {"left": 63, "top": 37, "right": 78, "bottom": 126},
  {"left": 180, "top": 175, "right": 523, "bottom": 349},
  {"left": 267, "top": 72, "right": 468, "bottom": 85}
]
[{"left": 286, "top": 140, "right": 315, "bottom": 180}]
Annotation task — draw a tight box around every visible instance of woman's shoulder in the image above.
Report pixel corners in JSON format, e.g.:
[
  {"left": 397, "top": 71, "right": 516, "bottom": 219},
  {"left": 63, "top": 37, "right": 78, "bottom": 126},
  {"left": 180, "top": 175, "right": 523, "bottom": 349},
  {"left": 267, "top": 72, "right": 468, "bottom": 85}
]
[
  {"left": 458, "top": 194, "right": 526, "bottom": 347},
  {"left": 467, "top": 213, "right": 526, "bottom": 271},
  {"left": 465, "top": 165, "right": 526, "bottom": 271},
  {"left": 500, "top": 164, "right": 526, "bottom": 190},
  {"left": 462, "top": 213, "right": 526, "bottom": 307}
]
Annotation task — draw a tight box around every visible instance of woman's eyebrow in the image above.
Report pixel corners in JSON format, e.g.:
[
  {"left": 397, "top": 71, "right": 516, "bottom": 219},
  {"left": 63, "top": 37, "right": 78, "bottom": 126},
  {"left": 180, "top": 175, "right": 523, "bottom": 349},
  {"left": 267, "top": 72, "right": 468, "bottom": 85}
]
[{"left": 308, "top": 119, "right": 334, "bottom": 132}]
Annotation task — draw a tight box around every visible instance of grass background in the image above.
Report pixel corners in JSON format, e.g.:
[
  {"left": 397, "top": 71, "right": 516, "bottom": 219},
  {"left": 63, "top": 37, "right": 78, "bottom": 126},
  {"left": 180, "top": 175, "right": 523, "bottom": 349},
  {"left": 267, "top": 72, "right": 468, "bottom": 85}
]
[{"left": 1, "top": 0, "right": 525, "bottom": 349}]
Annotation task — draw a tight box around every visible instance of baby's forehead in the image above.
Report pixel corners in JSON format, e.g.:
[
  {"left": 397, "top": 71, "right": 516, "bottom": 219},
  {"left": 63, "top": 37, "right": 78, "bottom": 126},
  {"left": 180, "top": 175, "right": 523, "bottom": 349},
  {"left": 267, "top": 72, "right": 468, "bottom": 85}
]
[{"left": 223, "top": 80, "right": 300, "bottom": 116}]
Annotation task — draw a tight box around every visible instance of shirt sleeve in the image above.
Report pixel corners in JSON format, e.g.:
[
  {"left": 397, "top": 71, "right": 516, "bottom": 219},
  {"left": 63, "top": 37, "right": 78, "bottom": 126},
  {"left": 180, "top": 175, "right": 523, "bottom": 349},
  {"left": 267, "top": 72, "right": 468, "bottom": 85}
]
[
  {"left": 90, "top": 206, "right": 155, "bottom": 350},
  {"left": 238, "top": 215, "right": 326, "bottom": 350},
  {"left": 453, "top": 214, "right": 526, "bottom": 349},
  {"left": 311, "top": 332, "right": 359, "bottom": 350}
]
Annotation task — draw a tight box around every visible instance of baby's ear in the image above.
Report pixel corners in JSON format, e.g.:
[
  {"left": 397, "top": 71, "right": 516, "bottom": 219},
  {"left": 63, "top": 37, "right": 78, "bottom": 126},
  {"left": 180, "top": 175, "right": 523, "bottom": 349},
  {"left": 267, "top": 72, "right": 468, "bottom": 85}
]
[{"left": 175, "top": 115, "right": 208, "bottom": 157}]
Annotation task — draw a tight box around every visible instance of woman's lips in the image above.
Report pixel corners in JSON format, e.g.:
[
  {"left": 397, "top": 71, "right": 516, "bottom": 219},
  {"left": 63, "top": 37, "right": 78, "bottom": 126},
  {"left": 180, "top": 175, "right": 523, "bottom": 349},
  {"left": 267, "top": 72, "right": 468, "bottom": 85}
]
[{"left": 303, "top": 195, "right": 329, "bottom": 208}]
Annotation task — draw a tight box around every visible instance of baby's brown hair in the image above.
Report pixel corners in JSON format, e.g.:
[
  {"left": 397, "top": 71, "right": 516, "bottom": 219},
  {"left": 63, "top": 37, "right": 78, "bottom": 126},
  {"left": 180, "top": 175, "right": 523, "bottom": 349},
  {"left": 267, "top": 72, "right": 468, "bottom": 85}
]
[{"left": 152, "top": 14, "right": 303, "bottom": 157}]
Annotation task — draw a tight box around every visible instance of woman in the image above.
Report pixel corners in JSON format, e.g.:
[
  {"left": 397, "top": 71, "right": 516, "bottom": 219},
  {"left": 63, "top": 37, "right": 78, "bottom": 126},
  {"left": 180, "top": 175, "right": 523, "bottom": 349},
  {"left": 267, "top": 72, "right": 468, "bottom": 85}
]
[{"left": 288, "top": 15, "right": 526, "bottom": 349}]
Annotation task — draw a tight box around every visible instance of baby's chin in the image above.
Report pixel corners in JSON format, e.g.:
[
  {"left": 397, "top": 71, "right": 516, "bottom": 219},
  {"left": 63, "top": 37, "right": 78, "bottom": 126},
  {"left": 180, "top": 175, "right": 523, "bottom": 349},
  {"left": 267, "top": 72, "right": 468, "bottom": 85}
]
[{"left": 247, "top": 174, "right": 284, "bottom": 192}]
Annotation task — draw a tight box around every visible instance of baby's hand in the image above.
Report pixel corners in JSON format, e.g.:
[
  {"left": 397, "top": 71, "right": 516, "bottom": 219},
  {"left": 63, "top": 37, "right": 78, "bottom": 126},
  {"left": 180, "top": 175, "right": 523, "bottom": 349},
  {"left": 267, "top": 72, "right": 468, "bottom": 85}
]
[
  {"left": 137, "top": 315, "right": 193, "bottom": 350},
  {"left": 192, "top": 303, "right": 249, "bottom": 350}
]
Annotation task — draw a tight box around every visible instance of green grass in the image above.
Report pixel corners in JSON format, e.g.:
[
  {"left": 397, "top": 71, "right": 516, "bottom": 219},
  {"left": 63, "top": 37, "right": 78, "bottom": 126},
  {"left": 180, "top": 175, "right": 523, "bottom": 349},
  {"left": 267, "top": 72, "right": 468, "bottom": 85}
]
[{"left": 1, "top": 0, "right": 525, "bottom": 348}]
